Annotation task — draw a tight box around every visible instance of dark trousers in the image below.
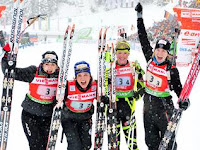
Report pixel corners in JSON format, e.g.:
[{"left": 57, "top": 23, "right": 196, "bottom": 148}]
[
  {"left": 62, "top": 118, "right": 92, "bottom": 150},
  {"left": 21, "top": 110, "right": 51, "bottom": 150},
  {"left": 143, "top": 94, "right": 177, "bottom": 150},
  {"left": 116, "top": 98, "right": 137, "bottom": 149}
]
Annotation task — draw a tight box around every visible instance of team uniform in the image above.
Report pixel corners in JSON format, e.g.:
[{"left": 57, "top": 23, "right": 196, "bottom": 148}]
[
  {"left": 114, "top": 41, "right": 145, "bottom": 149},
  {"left": 61, "top": 61, "right": 96, "bottom": 150},
  {"left": 137, "top": 13, "right": 183, "bottom": 150},
  {"left": 1, "top": 51, "right": 59, "bottom": 150}
]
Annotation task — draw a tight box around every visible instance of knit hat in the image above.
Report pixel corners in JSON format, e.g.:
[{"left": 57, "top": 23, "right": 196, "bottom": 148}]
[
  {"left": 155, "top": 39, "right": 171, "bottom": 52},
  {"left": 74, "top": 61, "right": 91, "bottom": 76}
]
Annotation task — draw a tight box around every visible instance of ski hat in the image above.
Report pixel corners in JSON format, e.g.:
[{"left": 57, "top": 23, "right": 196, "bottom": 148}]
[
  {"left": 42, "top": 51, "right": 58, "bottom": 64},
  {"left": 155, "top": 39, "right": 171, "bottom": 53},
  {"left": 74, "top": 61, "right": 91, "bottom": 77},
  {"left": 115, "top": 40, "right": 130, "bottom": 53}
]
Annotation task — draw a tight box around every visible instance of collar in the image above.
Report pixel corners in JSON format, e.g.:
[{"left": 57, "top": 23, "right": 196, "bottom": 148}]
[
  {"left": 75, "top": 78, "right": 92, "bottom": 92},
  {"left": 38, "top": 64, "right": 59, "bottom": 78},
  {"left": 152, "top": 56, "right": 167, "bottom": 66},
  {"left": 116, "top": 60, "right": 129, "bottom": 66}
]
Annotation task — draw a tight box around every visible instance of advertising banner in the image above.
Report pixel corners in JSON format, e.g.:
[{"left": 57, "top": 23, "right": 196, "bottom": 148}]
[
  {"left": 173, "top": 7, "right": 200, "bottom": 66},
  {"left": 176, "top": 29, "right": 200, "bottom": 66}
]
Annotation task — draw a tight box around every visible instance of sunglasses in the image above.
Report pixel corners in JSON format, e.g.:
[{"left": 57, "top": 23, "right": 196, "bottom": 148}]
[
  {"left": 75, "top": 67, "right": 90, "bottom": 73},
  {"left": 42, "top": 58, "right": 57, "bottom": 64}
]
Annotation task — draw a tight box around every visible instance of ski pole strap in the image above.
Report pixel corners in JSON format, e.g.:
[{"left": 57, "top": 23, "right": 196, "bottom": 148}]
[
  {"left": 131, "top": 61, "right": 139, "bottom": 114},
  {"left": 124, "top": 97, "right": 136, "bottom": 113},
  {"left": 60, "top": 128, "right": 64, "bottom": 143},
  {"left": 27, "top": 14, "right": 47, "bottom": 26}
]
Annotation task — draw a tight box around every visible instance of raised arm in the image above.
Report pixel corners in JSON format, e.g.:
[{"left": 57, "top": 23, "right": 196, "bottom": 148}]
[
  {"left": 135, "top": 3, "right": 153, "bottom": 62},
  {"left": 1, "top": 53, "right": 37, "bottom": 83}
]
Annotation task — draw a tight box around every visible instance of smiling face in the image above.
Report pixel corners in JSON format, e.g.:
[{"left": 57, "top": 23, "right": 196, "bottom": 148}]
[
  {"left": 76, "top": 72, "right": 91, "bottom": 89},
  {"left": 154, "top": 48, "right": 168, "bottom": 63},
  {"left": 116, "top": 51, "right": 130, "bottom": 65},
  {"left": 42, "top": 63, "right": 58, "bottom": 74}
]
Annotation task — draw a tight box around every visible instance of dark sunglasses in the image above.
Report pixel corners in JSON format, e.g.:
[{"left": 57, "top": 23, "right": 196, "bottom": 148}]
[
  {"left": 75, "top": 67, "right": 89, "bottom": 72},
  {"left": 42, "top": 58, "right": 57, "bottom": 64}
]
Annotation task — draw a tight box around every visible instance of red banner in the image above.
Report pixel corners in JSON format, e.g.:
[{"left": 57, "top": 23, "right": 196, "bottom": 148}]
[
  {"left": 0, "top": 6, "right": 6, "bottom": 18},
  {"left": 173, "top": 7, "right": 200, "bottom": 30}
]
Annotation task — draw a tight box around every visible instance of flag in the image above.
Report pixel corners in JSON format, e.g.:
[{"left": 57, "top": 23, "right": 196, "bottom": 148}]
[
  {"left": 164, "top": 10, "right": 174, "bottom": 21},
  {"left": 164, "top": 10, "right": 170, "bottom": 19},
  {"left": 197, "top": 0, "right": 200, "bottom": 6}
]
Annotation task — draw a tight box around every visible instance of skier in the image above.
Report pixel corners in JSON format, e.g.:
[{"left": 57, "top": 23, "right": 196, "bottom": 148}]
[
  {"left": 1, "top": 44, "right": 59, "bottom": 150},
  {"left": 61, "top": 61, "right": 96, "bottom": 150},
  {"left": 135, "top": 3, "right": 190, "bottom": 150},
  {"left": 114, "top": 40, "right": 145, "bottom": 149}
]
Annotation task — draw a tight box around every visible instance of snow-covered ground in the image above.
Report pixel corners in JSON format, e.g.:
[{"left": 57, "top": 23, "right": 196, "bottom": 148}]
[
  {"left": 0, "top": 41, "right": 199, "bottom": 150},
  {"left": 0, "top": 1, "right": 200, "bottom": 150}
]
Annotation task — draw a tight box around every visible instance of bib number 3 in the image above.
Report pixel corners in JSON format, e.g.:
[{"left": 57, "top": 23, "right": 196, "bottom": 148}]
[
  {"left": 147, "top": 72, "right": 162, "bottom": 87},
  {"left": 37, "top": 86, "right": 57, "bottom": 96}
]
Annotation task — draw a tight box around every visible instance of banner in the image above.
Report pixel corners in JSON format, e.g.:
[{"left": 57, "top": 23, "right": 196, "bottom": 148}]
[
  {"left": 176, "top": 29, "right": 200, "bottom": 66},
  {"left": 173, "top": 7, "right": 200, "bottom": 30},
  {"left": 0, "top": 6, "right": 6, "bottom": 18},
  {"left": 173, "top": 7, "right": 200, "bottom": 66}
]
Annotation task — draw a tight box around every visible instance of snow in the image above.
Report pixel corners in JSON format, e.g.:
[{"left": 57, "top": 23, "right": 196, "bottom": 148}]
[{"left": 0, "top": 1, "right": 200, "bottom": 150}]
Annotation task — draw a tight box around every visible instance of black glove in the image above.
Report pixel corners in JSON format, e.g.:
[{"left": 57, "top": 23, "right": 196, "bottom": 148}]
[
  {"left": 7, "top": 60, "right": 16, "bottom": 70},
  {"left": 101, "top": 96, "right": 109, "bottom": 104},
  {"left": 3, "top": 43, "right": 11, "bottom": 57},
  {"left": 108, "top": 78, "right": 111, "bottom": 85},
  {"left": 2, "top": 43, "right": 16, "bottom": 70},
  {"left": 178, "top": 99, "right": 190, "bottom": 110},
  {"left": 135, "top": 3, "right": 143, "bottom": 18},
  {"left": 133, "top": 91, "right": 139, "bottom": 100}
]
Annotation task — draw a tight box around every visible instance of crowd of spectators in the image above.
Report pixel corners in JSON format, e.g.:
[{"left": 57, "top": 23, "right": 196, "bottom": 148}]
[{"left": 129, "top": 17, "right": 179, "bottom": 44}]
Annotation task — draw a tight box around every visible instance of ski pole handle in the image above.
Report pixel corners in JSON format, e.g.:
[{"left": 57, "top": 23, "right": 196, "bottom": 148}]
[{"left": 27, "top": 14, "right": 47, "bottom": 25}]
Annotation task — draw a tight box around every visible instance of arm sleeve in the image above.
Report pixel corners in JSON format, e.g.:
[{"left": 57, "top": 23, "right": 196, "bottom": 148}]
[
  {"left": 14, "top": 66, "right": 37, "bottom": 82},
  {"left": 137, "top": 18, "right": 153, "bottom": 62},
  {"left": 170, "top": 68, "right": 182, "bottom": 97},
  {"left": 63, "top": 81, "right": 69, "bottom": 100}
]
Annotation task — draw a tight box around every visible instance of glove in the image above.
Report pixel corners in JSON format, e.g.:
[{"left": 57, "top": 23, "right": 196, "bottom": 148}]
[
  {"left": 178, "top": 99, "right": 190, "bottom": 110},
  {"left": 133, "top": 91, "right": 140, "bottom": 100},
  {"left": 135, "top": 62, "right": 145, "bottom": 75},
  {"left": 2, "top": 43, "right": 11, "bottom": 58},
  {"left": 135, "top": 2, "right": 143, "bottom": 18},
  {"left": 101, "top": 96, "right": 109, "bottom": 104},
  {"left": 2, "top": 43, "right": 16, "bottom": 70},
  {"left": 3, "top": 43, "right": 11, "bottom": 52}
]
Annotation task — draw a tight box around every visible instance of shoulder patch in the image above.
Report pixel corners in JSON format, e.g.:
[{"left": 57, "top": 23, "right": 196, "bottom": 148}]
[{"left": 70, "top": 85, "right": 75, "bottom": 91}]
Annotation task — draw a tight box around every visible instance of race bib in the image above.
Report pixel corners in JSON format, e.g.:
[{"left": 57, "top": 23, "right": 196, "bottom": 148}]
[
  {"left": 70, "top": 101, "right": 92, "bottom": 110},
  {"left": 37, "top": 86, "right": 56, "bottom": 96},
  {"left": 146, "top": 72, "right": 162, "bottom": 87},
  {"left": 116, "top": 76, "right": 131, "bottom": 87}
]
